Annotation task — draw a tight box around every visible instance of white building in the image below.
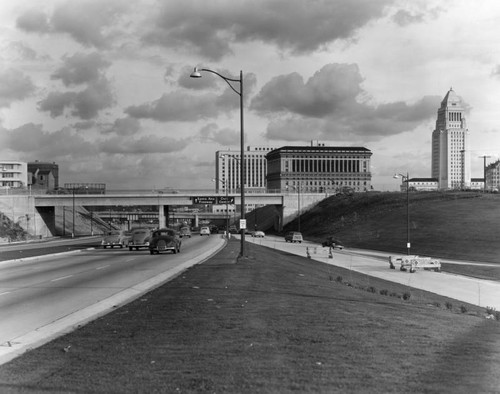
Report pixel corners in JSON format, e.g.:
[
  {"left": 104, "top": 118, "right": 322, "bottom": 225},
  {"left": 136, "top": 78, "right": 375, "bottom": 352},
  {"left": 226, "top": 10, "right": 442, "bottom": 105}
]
[
  {"left": 431, "top": 88, "right": 471, "bottom": 189},
  {"left": 215, "top": 146, "right": 276, "bottom": 193},
  {"left": 0, "top": 160, "right": 28, "bottom": 190}
]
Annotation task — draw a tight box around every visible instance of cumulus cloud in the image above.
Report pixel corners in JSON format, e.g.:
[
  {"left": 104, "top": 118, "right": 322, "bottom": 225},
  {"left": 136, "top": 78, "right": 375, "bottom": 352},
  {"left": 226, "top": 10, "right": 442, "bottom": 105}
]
[
  {"left": 38, "top": 77, "right": 114, "bottom": 120},
  {"left": 126, "top": 72, "right": 255, "bottom": 122},
  {"left": 17, "top": 0, "right": 130, "bottom": 48},
  {"left": 101, "top": 117, "right": 141, "bottom": 136},
  {"left": 99, "top": 135, "right": 189, "bottom": 154},
  {"left": 252, "top": 63, "right": 441, "bottom": 141},
  {"left": 2, "top": 123, "right": 96, "bottom": 158},
  {"left": 0, "top": 68, "right": 36, "bottom": 107},
  {"left": 198, "top": 123, "right": 239, "bottom": 146},
  {"left": 51, "top": 52, "right": 110, "bottom": 86},
  {"left": 143, "top": 0, "right": 394, "bottom": 60}
]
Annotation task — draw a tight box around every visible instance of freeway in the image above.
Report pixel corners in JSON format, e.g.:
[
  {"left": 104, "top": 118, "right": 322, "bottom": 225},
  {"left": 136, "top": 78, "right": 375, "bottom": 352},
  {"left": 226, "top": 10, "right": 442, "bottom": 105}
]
[
  {"left": 246, "top": 234, "right": 500, "bottom": 311},
  {"left": 0, "top": 234, "right": 226, "bottom": 365}
]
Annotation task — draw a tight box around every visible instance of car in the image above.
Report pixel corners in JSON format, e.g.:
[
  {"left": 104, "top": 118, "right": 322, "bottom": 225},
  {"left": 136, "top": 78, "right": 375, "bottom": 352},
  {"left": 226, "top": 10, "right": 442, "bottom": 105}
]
[
  {"left": 179, "top": 226, "right": 192, "bottom": 238},
  {"left": 128, "top": 228, "right": 153, "bottom": 250},
  {"left": 252, "top": 230, "right": 265, "bottom": 238},
  {"left": 200, "top": 226, "right": 211, "bottom": 236},
  {"left": 228, "top": 225, "right": 238, "bottom": 234},
  {"left": 285, "top": 231, "right": 303, "bottom": 243},
  {"left": 321, "top": 236, "right": 344, "bottom": 250},
  {"left": 101, "top": 230, "right": 131, "bottom": 248},
  {"left": 149, "top": 228, "right": 181, "bottom": 255}
]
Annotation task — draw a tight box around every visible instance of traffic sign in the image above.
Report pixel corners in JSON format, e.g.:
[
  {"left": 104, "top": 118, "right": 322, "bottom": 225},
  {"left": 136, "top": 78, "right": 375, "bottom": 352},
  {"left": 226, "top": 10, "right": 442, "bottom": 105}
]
[
  {"left": 240, "top": 219, "right": 247, "bottom": 229},
  {"left": 191, "top": 196, "right": 217, "bottom": 204}
]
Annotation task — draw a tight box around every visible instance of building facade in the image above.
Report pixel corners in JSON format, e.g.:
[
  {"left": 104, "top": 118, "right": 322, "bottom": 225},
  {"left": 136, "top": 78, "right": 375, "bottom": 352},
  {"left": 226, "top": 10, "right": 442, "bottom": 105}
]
[
  {"left": 215, "top": 146, "right": 276, "bottom": 193},
  {"left": 0, "top": 160, "right": 28, "bottom": 189},
  {"left": 266, "top": 145, "right": 372, "bottom": 193},
  {"left": 28, "top": 161, "right": 59, "bottom": 192},
  {"left": 486, "top": 160, "right": 500, "bottom": 191},
  {"left": 431, "top": 88, "right": 471, "bottom": 189}
]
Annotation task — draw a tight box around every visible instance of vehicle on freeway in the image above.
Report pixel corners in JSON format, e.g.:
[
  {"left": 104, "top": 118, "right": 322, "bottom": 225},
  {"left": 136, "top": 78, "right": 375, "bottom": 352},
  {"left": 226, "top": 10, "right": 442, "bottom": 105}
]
[
  {"left": 128, "top": 228, "right": 153, "bottom": 250},
  {"left": 149, "top": 228, "right": 181, "bottom": 255},
  {"left": 321, "top": 236, "right": 344, "bottom": 250},
  {"left": 389, "top": 255, "right": 441, "bottom": 273},
  {"left": 179, "top": 226, "right": 192, "bottom": 238},
  {"left": 285, "top": 231, "right": 303, "bottom": 243},
  {"left": 200, "top": 226, "right": 211, "bottom": 236},
  {"left": 252, "top": 230, "right": 265, "bottom": 238},
  {"left": 101, "top": 230, "right": 132, "bottom": 248}
]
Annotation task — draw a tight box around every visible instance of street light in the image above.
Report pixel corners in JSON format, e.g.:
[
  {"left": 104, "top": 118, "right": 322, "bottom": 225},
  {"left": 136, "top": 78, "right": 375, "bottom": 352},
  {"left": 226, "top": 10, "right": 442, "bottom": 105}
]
[
  {"left": 191, "top": 66, "right": 246, "bottom": 257},
  {"left": 212, "top": 178, "right": 229, "bottom": 237},
  {"left": 393, "top": 172, "right": 410, "bottom": 255}
]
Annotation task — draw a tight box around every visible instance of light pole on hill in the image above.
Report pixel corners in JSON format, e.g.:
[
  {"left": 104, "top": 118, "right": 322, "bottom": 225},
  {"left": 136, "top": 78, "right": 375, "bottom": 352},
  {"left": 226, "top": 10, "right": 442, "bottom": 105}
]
[
  {"left": 393, "top": 172, "right": 410, "bottom": 255},
  {"left": 191, "top": 67, "right": 245, "bottom": 257}
]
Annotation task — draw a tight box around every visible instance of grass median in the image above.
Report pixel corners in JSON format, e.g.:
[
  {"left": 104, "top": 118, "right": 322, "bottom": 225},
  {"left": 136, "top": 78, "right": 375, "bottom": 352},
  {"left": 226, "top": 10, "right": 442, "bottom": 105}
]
[{"left": 0, "top": 239, "right": 499, "bottom": 393}]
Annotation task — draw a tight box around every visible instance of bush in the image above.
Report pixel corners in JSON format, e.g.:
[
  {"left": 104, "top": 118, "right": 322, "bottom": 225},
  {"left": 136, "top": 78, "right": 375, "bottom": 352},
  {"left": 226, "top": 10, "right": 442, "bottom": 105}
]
[
  {"left": 336, "top": 276, "right": 343, "bottom": 283},
  {"left": 403, "top": 292, "right": 411, "bottom": 300},
  {"left": 446, "top": 302, "right": 453, "bottom": 310},
  {"left": 389, "top": 292, "right": 398, "bottom": 298},
  {"left": 380, "top": 289, "right": 388, "bottom": 296},
  {"left": 460, "top": 305, "right": 467, "bottom": 314},
  {"left": 367, "top": 286, "right": 377, "bottom": 293}
]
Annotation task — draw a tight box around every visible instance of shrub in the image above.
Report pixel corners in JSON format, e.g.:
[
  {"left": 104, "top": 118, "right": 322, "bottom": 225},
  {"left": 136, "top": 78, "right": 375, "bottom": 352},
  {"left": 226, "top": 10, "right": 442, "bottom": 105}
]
[
  {"left": 403, "top": 292, "right": 411, "bottom": 300},
  {"left": 460, "top": 305, "right": 467, "bottom": 314},
  {"left": 336, "top": 276, "right": 343, "bottom": 283},
  {"left": 446, "top": 302, "right": 453, "bottom": 310},
  {"left": 367, "top": 286, "right": 377, "bottom": 293},
  {"left": 486, "top": 306, "right": 496, "bottom": 315},
  {"left": 434, "top": 302, "right": 441, "bottom": 308},
  {"left": 380, "top": 289, "right": 388, "bottom": 296},
  {"left": 390, "top": 292, "right": 398, "bottom": 297}
]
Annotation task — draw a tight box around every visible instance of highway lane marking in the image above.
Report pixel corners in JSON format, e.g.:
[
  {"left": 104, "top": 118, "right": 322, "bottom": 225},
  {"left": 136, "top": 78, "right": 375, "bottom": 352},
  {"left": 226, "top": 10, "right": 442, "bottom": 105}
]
[
  {"left": 96, "top": 265, "right": 110, "bottom": 270},
  {"left": 51, "top": 275, "right": 73, "bottom": 282}
]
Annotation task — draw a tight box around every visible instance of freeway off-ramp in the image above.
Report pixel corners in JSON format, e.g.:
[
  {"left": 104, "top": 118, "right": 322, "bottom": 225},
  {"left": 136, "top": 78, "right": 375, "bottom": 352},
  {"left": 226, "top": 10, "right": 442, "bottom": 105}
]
[{"left": 246, "top": 235, "right": 500, "bottom": 311}]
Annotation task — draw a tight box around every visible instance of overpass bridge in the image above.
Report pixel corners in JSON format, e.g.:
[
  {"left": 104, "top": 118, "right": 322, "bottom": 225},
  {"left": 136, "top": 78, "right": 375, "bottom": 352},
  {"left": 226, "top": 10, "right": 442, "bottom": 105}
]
[{"left": 0, "top": 191, "right": 330, "bottom": 238}]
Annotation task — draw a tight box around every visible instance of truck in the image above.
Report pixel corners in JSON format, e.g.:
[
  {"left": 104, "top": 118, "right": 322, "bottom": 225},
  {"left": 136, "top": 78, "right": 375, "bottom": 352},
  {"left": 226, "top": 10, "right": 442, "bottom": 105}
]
[{"left": 389, "top": 255, "right": 441, "bottom": 273}]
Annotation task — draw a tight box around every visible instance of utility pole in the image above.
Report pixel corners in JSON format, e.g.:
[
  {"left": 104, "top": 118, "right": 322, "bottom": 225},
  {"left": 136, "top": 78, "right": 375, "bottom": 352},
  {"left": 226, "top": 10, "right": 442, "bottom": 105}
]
[{"left": 478, "top": 155, "right": 491, "bottom": 191}]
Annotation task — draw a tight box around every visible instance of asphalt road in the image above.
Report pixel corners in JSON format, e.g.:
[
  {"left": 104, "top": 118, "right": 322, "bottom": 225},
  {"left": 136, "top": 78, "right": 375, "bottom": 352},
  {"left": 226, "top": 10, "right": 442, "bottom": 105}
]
[
  {"left": 0, "top": 234, "right": 226, "bottom": 365},
  {"left": 246, "top": 234, "right": 500, "bottom": 311}
]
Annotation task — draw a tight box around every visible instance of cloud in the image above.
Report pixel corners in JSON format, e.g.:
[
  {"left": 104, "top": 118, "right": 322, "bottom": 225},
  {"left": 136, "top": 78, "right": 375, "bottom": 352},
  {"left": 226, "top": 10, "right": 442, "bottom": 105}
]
[
  {"left": 251, "top": 64, "right": 363, "bottom": 118},
  {"left": 17, "top": 0, "right": 130, "bottom": 48},
  {"left": 0, "top": 68, "right": 36, "bottom": 107},
  {"left": 16, "top": 9, "right": 51, "bottom": 33},
  {"left": 38, "top": 77, "right": 114, "bottom": 120},
  {"left": 253, "top": 63, "right": 441, "bottom": 141},
  {"left": 101, "top": 117, "right": 141, "bottom": 136},
  {"left": 2, "top": 123, "right": 96, "bottom": 158},
  {"left": 143, "top": 0, "right": 394, "bottom": 60},
  {"left": 51, "top": 52, "right": 111, "bottom": 86},
  {"left": 99, "top": 135, "right": 189, "bottom": 154},
  {"left": 198, "top": 123, "right": 239, "bottom": 146}
]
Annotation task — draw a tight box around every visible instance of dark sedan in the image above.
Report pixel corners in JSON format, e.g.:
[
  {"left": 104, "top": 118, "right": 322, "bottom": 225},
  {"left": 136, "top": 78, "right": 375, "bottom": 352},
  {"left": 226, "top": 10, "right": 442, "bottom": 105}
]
[{"left": 148, "top": 228, "right": 182, "bottom": 255}]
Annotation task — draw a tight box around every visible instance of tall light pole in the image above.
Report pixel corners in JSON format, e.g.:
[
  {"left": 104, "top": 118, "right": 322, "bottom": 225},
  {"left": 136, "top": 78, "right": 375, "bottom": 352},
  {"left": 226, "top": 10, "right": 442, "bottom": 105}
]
[
  {"left": 393, "top": 172, "right": 410, "bottom": 255},
  {"left": 191, "top": 67, "right": 245, "bottom": 257},
  {"left": 478, "top": 155, "right": 491, "bottom": 192},
  {"left": 72, "top": 188, "right": 76, "bottom": 238}
]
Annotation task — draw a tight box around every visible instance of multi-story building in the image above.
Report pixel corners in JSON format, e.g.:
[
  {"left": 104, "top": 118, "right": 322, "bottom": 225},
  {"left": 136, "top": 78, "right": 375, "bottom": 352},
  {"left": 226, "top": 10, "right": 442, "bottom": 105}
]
[
  {"left": 485, "top": 160, "right": 500, "bottom": 191},
  {"left": 431, "top": 88, "right": 471, "bottom": 189},
  {"left": 215, "top": 146, "right": 276, "bottom": 193},
  {"left": 0, "top": 160, "right": 28, "bottom": 189},
  {"left": 28, "top": 161, "right": 59, "bottom": 192},
  {"left": 265, "top": 144, "right": 372, "bottom": 193}
]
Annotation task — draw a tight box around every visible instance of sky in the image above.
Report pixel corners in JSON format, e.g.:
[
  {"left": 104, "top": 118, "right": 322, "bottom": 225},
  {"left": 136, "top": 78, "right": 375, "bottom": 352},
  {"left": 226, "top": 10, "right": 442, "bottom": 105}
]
[{"left": 1, "top": 0, "right": 500, "bottom": 192}]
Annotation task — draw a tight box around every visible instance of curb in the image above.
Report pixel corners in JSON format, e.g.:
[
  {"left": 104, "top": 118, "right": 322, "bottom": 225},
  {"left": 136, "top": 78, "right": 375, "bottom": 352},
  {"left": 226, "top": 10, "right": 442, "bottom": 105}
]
[{"left": 0, "top": 237, "right": 227, "bottom": 366}]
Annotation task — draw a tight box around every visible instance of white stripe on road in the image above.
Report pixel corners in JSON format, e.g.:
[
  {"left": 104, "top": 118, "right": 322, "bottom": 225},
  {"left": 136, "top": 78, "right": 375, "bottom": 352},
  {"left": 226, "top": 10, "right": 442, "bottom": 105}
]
[
  {"left": 96, "top": 265, "right": 110, "bottom": 270},
  {"left": 0, "top": 292, "right": 11, "bottom": 297}
]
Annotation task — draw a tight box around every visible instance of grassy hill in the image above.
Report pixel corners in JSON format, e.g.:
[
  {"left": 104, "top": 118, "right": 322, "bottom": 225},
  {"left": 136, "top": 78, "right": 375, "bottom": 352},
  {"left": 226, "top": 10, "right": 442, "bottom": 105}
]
[{"left": 282, "top": 191, "right": 500, "bottom": 264}]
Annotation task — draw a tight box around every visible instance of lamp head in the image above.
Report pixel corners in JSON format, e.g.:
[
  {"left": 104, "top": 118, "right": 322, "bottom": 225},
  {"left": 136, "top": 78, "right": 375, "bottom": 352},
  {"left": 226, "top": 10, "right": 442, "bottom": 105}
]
[{"left": 190, "top": 67, "right": 202, "bottom": 78}]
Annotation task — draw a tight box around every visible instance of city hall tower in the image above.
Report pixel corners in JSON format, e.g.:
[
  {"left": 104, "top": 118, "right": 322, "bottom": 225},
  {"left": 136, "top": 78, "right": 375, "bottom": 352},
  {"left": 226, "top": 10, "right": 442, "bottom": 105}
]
[{"left": 431, "top": 88, "right": 471, "bottom": 189}]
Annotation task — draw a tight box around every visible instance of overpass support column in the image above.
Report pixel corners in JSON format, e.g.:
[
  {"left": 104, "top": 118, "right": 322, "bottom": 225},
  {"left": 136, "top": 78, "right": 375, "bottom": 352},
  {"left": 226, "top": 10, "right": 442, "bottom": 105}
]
[{"left": 158, "top": 205, "right": 166, "bottom": 228}]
